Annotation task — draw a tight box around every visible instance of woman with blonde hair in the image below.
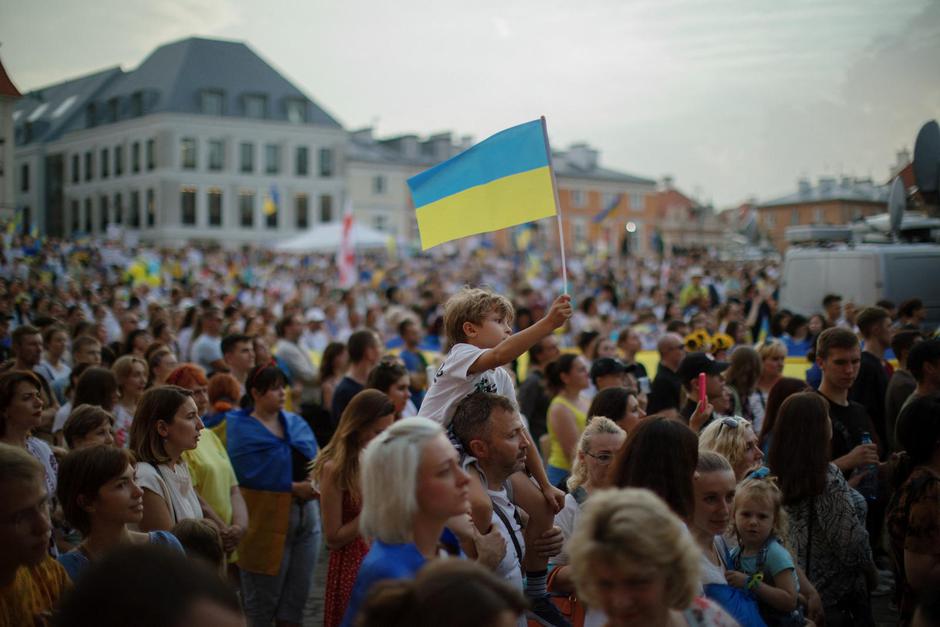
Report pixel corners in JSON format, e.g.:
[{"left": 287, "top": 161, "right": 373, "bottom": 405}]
[
  {"left": 112, "top": 356, "right": 148, "bottom": 444},
  {"left": 311, "top": 389, "right": 396, "bottom": 627},
  {"left": 549, "top": 417, "right": 626, "bottom": 599},
  {"left": 722, "top": 347, "right": 763, "bottom": 426},
  {"left": 698, "top": 415, "right": 764, "bottom": 482},
  {"left": 754, "top": 339, "right": 788, "bottom": 431},
  {"left": 342, "top": 416, "right": 469, "bottom": 626},
  {"left": 567, "top": 488, "right": 737, "bottom": 626}
]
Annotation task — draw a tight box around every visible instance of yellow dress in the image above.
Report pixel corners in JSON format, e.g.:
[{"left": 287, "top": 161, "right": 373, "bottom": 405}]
[{"left": 546, "top": 396, "right": 587, "bottom": 471}]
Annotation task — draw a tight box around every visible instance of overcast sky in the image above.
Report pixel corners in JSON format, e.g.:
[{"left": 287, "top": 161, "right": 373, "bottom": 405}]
[{"left": 2, "top": 0, "right": 938, "bottom": 207}]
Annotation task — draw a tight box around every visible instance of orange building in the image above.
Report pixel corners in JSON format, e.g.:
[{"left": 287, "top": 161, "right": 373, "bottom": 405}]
[
  {"left": 757, "top": 177, "right": 888, "bottom": 249},
  {"left": 492, "top": 142, "right": 657, "bottom": 256}
]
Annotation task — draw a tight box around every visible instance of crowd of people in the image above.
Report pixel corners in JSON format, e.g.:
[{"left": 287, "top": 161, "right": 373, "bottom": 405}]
[{"left": 0, "top": 231, "right": 938, "bottom": 627}]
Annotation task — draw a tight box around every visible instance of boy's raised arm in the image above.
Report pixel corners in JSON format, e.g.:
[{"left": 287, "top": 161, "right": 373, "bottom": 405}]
[{"left": 469, "top": 295, "right": 572, "bottom": 375}]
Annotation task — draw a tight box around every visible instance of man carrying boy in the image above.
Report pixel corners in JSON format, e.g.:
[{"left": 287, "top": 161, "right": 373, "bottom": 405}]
[
  {"left": 420, "top": 287, "right": 572, "bottom": 626},
  {"left": 452, "top": 392, "right": 565, "bottom": 627}
]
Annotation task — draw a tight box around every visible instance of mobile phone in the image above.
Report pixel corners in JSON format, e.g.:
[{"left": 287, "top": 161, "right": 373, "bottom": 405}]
[
  {"left": 638, "top": 376, "right": 651, "bottom": 395},
  {"left": 698, "top": 372, "right": 707, "bottom": 404}
]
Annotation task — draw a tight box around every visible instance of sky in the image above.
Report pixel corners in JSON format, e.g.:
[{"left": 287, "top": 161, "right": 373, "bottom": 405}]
[{"left": 1, "top": 0, "right": 939, "bottom": 207}]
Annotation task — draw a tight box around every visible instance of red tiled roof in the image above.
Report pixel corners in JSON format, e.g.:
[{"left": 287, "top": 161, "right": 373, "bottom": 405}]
[{"left": 0, "top": 56, "right": 22, "bottom": 99}]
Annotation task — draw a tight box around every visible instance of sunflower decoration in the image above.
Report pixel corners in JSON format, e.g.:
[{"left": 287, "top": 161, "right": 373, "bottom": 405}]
[
  {"left": 710, "top": 332, "right": 734, "bottom": 360},
  {"left": 683, "top": 329, "right": 712, "bottom": 352}
]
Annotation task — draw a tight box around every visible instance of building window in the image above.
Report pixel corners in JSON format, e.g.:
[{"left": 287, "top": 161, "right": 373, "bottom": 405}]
[
  {"left": 239, "top": 192, "right": 255, "bottom": 227},
  {"left": 181, "top": 187, "right": 197, "bottom": 226},
  {"left": 101, "top": 148, "right": 109, "bottom": 178},
  {"left": 630, "top": 192, "right": 644, "bottom": 210},
  {"left": 84, "top": 151, "right": 93, "bottom": 181},
  {"left": 114, "top": 145, "right": 124, "bottom": 177},
  {"left": 240, "top": 143, "right": 254, "bottom": 174},
  {"left": 208, "top": 140, "right": 224, "bottom": 171},
  {"left": 791, "top": 209, "right": 800, "bottom": 225},
  {"left": 70, "top": 200, "right": 80, "bottom": 233},
  {"left": 813, "top": 207, "right": 824, "bottom": 223},
  {"left": 765, "top": 213, "right": 776, "bottom": 228},
  {"left": 181, "top": 138, "right": 197, "bottom": 170},
  {"left": 286, "top": 99, "right": 306, "bottom": 124},
  {"left": 100, "top": 195, "right": 110, "bottom": 231},
  {"left": 319, "top": 148, "right": 334, "bottom": 177},
  {"left": 146, "top": 189, "right": 156, "bottom": 227},
  {"left": 71, "top": 154, "right": 80, "bottom": 184},
  {"left": 129, "top": 191, "right": 140, "bottom": 228},
  {"left": 295, "top": 146, "right": 308, "bottom": 176},
  {"left": 265, "top": 205, "right": 278, "bottom": 229},
  {"left": 84, "top": 198, "right": 93, "bottom": 233},
  {"left": 113, "top": 193, "right": 123, "bottom": 224},
  {"left": 319, "top": 194, "right": 333, "bottom": 222},
  {"left": 146, "top": 139, "right": 156, "bottom": 170},
  {"left": 570, "top": 190, "right": 585, "bottom": 208},
  {"left": 201, "top": 90, "right": 224, "bottom": 116},
  {"left": 107, "top": 98, "right": 119, "bottom": 122},
  {"left": 244, "top": 94, "right": 267, "bottom": 119},
  {"left": 572, "top": 217, "right": 587, "bottom": 243},
  {"left": 374, "top": 214, "right": 387, "bottom": 231},
  {"left": 265, "top": 144, "right": 280, "bottom": 175},
  {"left": 132, "top": 142, "right": 141, "bottom": 173},
  {"left": 373, "top": 175, "right": 386, "bottom": 194},
  {"left": 208, "top": 189, "right": 223, "bottom": 227},
  {"left": 85, "top": 103, "right": 96, "bottom": 128},
  {"left": 130, "top": 92, "right": 143, "bottom": 117},
  {"left": 295, "top": 194, "right": 309, "bottom": 229},
  {"left": 20, "top": 163, "right": 28, "bottom": 192}
]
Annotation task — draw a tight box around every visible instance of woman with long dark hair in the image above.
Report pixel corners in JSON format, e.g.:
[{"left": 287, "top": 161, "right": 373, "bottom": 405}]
[
  {"left": 768, "top": 391, "right": 877, "bottom": 626},
  {"left": 545, "top": 354, "right": 591, "bottom": 487}
]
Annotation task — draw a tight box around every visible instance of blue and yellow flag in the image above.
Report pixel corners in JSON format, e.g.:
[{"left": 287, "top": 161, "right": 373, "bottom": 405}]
[
  {"left": 408, "top": 119, "right": 557, "bottom": 250},
  {"left": 263, "top": 185, "right": 279, "bottom": 216}
]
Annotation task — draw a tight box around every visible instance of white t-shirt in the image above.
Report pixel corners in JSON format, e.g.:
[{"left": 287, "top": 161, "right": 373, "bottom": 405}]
[
  {"left": 134, "top": 461, "right": 202, "bottom": 526},
  {"left": 420, "top": 343, "right": 517, "bottom": 426},
  {"left": 52, "top": 402, "right": 72, "bottom": 433}
]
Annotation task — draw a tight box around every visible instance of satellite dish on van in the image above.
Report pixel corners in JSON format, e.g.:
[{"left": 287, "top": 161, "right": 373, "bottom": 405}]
[
  {"left": 888, "top": 176, "right": 906, "bottom": 238},
  {"left": 913, "top": 120, "right": 940, "bottom": 195}
]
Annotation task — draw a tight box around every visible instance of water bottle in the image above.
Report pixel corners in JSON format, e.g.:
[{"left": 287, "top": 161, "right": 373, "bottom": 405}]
[{"left": 856, "top": 432, "right": 878, "bottom": 502}]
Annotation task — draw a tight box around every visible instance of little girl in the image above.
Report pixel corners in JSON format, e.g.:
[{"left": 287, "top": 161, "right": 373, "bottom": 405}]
[{"left": 727, "top": 475, "right": 803, "bottom": 626}]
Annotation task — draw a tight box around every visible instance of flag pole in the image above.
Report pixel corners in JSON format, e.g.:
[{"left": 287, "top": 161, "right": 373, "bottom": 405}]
[{"left": 540, "top": 116, "right": 568, "bottom": 295}]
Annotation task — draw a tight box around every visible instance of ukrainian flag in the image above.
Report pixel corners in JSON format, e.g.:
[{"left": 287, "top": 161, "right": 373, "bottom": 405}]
[{"left": 408, "top": 119, "right": 557, "bottom": 250}]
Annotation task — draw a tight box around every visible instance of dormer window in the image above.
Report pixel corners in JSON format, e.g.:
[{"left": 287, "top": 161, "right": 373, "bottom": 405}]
[
  {"left": 244, "top": 94, "right": 267, "bottom": 119},
  {"left": 130, "top": 92, "right": 144, "bottom": 117},
  {"left": 286, "top": 99, "right": 306, "bottom": 124},
  {"left": 201, "top": 89, "right": 224, "bottom": 116}
]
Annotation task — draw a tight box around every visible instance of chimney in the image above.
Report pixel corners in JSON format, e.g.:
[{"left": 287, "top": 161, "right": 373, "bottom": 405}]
[
  {"left": 661, "top": 175, "right": 674, "bottom": 191},
  {"left": 818, "top": 177, "right": 836, "bottom": 196},
  {"left": 565, "top": 143, "right": 598, "bottom": 170},
  {"left": 797, "top": 178, "right": 811, "bottom": 196}
]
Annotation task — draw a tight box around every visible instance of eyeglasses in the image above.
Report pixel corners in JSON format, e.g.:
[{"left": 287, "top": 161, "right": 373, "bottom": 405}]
[{"left": 585, "top": 451, "right": 615, "bottom": 465}]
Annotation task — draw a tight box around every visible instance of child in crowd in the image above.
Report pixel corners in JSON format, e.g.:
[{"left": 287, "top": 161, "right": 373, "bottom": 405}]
[
  {"left": 727, "top": 475, "right": 802, "bottom": 626},
  {"left": 419, "top": 287, "right": 572, "bottom": 625},
  {"left": 171, "top": 519, "right": 226, "bottom": 578}
]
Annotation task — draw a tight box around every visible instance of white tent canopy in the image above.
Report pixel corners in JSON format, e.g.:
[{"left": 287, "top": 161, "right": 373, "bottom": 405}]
[{"left": 274, "top": 222, "right": 391, "bottom": 253}]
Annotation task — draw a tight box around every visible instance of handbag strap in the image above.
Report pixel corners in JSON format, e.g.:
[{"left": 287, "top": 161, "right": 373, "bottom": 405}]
[
  {"left": 149, "top": 462, "right": 179, "bottom": 525},
  {"left": 805, "top": 497, "right": 814, "bottom": 578},
  {"left": 491, "top": 495, "right": 525, "bottom": 576}
]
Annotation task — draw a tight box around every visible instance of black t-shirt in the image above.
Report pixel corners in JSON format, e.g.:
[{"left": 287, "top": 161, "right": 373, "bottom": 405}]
[
  {"left": 647, "top": 364, "right": 682, "bottom": 415},
  {"left": 518, "top": 369, "right": 551, "bottom": 443},
  {"left": 818, "top": 390, "right": 874, "bottom": 464},
  {"left": 848, "top": 351, "right": 889, "bottom": 452},
  {"left": 330, "top": 376, "right": 364, "bottom": 427}
]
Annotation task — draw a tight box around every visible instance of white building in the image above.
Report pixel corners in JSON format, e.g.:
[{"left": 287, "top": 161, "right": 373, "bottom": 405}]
[
  {"left": 346, "top": 128, "right": 468, "bottom": 242},
  {"left": 12, "top": 37, "right": 346, "bottom": 244},
  {"left": 0, "top": 55, "right": 21, "bottom": 218}
]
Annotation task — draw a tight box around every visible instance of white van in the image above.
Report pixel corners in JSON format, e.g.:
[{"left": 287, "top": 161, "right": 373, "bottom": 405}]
[{"left": 779, "top": 243, "right": 940, "bottom": 326}]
